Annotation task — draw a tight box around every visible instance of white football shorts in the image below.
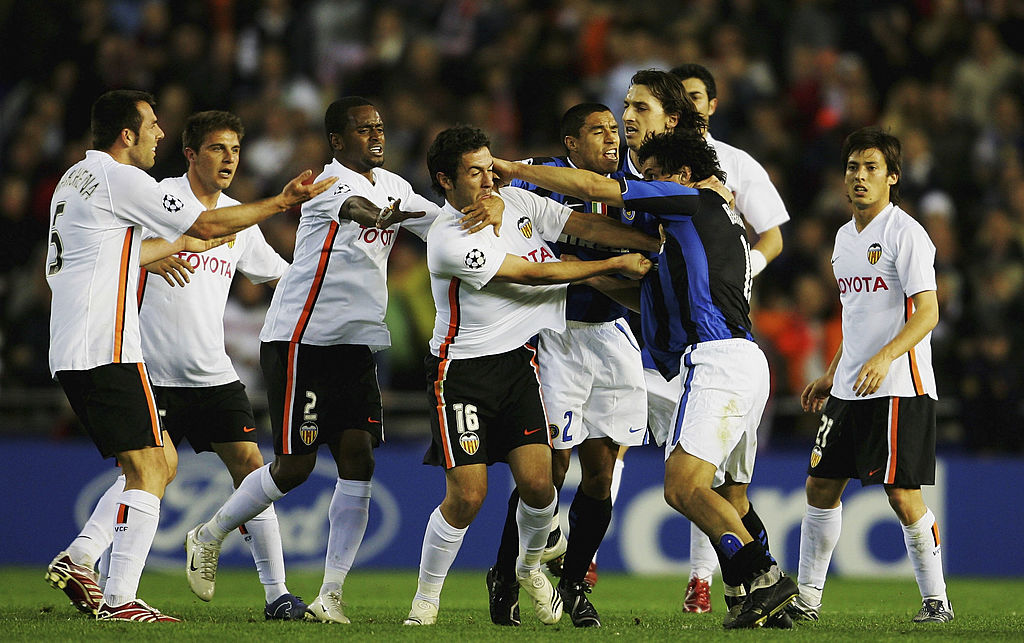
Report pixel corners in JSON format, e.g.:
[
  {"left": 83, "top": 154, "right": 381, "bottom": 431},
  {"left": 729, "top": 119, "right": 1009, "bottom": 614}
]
[
  {"left": 537, "top": 319, "right": 647, "bottom": 449},
  {"left": 663, "top": 338, "right": 769, "bottom": 487}
]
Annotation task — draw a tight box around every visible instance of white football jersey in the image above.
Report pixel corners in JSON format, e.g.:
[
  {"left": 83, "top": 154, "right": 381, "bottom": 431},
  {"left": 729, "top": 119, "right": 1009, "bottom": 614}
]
[
  {"left": 260, "top": 159, "right": 438, "bottom": 349},
  {"left": 139, "top": 175, "right": 289, "bottom": 387},
  {"left": 707, "top": 133, "right": 790, "bottom": 235},
  {"left": 46, "top": 151, "right": 201, "bottom": 375},
  {"left": 428, "top": 186, "right": 570, "bottom": 360},
  {"left": 830, "top": 203, "right": 937, "bottom": 400}
]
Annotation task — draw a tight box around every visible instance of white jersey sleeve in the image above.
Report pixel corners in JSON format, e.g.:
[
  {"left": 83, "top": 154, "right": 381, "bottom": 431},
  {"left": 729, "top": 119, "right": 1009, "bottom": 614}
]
[
  {"left": 709, "top": 134, "right": 789, "bottom": 234},
  {"left": 236, "top": 224, "right": 289, "bottom": 284},
  {"left": 427, "top": 217, "right": 503, "bottom": 290}
]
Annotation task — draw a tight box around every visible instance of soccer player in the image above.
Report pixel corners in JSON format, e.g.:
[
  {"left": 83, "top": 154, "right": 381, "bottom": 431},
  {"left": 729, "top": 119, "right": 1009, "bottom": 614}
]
[
  {"left": 670, "top": 62, "right": 791, "bottom": 615},
  {"left": 790, "top": 127, "right": 952, "bottom": 624},
  {"left": 486, "top": 103, "right": 645, "bottom": 628},
  {"left": 492, "top": 129, "right": 798, "bottom": 630},
  {"left": 44, "top": 89, "right": 334, "bottom": 623},
  {"left": 403, "top": 125, "right": 659, "bottom": 627},
  {"left": 183, "top": 97, "right": 501, "bottom": 625},
  {"left": 47, "top": 110, "right": 308, "bottom": 621}
]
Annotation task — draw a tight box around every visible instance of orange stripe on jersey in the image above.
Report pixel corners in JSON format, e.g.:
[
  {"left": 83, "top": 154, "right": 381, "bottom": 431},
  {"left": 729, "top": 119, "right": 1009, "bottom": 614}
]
[
  {"left": 136, "top": 269, "right": 148, "bottom": 309},
  {"left": 433, "top": 357, "right": 454, "bottom": 468},
  {"left": 524, "top": 342, "right": 553, "bottom": 447},
  {"left": 113, "top": 228, "right": 135, "bottom": 362},
  {"left": 290, "top": 221, "right": 339, "bottom": 343},
  {"left": 136, "top": 363, "right": 162, "bottom": 446},
  {"left": 931, "top": 521, "right": 940, "bottom": 547},
  {"left": 904, "top": 297, "right": 924, "bottom": 395},
  {"left": 281, "top": 342, "right": 300, "bottom": 455},
  {"left": 116, "top": 503, "right": 129, "bottom": 524},
  {"left": 438, "top": 278, "right": 462, "bottom": 360},
  {"left": 886, "top": 397, "right": 899, "bottom": 484}
]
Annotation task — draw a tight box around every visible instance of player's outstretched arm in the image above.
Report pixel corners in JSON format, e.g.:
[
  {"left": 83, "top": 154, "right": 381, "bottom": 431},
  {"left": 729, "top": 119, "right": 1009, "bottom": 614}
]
[
  {"left": 139, "top": 235, "right": 237, "bottom": 286},
  {"left": 187, "top": 170, "right": 337, "bottom": 239},
  {"left": 340, "top": 196, "right": 426, "bottom": 228},
  {"left": 491, "top": 253, "right": 650, "bottom": 286},
  {"left": 562, "top": 211, "right": 660, "bottom": 254},
  {"left": 493, "top": 158, "right": 624, "bottom": 207}
]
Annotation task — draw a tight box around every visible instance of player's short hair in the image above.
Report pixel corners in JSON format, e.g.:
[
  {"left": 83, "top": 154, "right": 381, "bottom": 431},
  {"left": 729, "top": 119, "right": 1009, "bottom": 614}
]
[
  {"left": 91, "top": 89, "right": 156, "bottom": 150},
  {"left": 670, "top": 63, "right": 717, "bottom": 101},
  {"left": 637, "top": 130, "right": 725, "bottom": 184},
  {"left": 629, "top": 69, "right": 706, "bottom": 132},
  {"left": 324, "top": 96, "right": 375, "bottom": 143},
  {"left": 427, "top": 125, "right": 491, "bottom": 197},
  {"left": 841, "top": 126, "right": 902, "bottom": 204},
  {"left": 181, "top": 110, "right": 244, "bottom": 155},
  {"left": 560, "top": 103, "right": 613, "bottom": 142}
]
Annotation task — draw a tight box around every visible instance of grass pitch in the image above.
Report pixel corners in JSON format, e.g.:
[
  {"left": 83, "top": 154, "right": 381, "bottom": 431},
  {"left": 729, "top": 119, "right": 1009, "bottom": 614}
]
[{"left": 2, "top": 567, "right": 1022, "bottom": 641}]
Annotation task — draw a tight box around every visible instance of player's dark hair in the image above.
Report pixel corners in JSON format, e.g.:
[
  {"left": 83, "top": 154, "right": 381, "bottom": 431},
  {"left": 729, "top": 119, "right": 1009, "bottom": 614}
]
[
  {"left": 841, "top": 126, "right": 902, "bottom": 205},
  {"left": 670, "top": 63, "right": 717, "bottom": 101},
  {"left": 181, "top": 110, "right": 245, "bottom": 155},
  {"left": 324, "top": 96, "right": 375, "bottom": 144},
  {"left": 427, "top": 125, "right": 491, "bottom": 197},
  {"left": 637, "top": 130, "right": 725, "bottom": 183},
  {"left": 560, "top": 103, "right": 613, "bottom": 142},
  {"left": 629, "top": 69, "right": 706, "bottom": 132},
  {"left": 91, "top": 89, "right": 156, "bottom": 150}
]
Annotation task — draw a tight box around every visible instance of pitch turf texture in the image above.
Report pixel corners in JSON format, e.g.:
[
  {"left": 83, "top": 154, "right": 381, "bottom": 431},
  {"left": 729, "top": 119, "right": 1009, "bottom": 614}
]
[{"left": 4, "top": 568, "right": 1021, "bottom": 641}]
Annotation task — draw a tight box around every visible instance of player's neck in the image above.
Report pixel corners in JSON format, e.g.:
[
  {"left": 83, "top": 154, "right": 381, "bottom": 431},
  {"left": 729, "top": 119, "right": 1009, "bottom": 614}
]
[
  {"left": 852, "top": 202, "right": 890, "bottom": 232},
  {"left": 103, "top": 145, "right": 134, "bottom": 167},
  {"left": 186, "top": 172, "right": 222, "bottom": 210},
  {"left": 337, "top": 156, "right": 376, "bottom": 184}
]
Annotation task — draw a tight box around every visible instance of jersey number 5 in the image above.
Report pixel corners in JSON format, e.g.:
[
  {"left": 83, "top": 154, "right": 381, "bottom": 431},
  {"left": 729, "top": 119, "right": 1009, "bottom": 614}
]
[{"left": 47, "top": 201, "right": 66, "bottom": 276}]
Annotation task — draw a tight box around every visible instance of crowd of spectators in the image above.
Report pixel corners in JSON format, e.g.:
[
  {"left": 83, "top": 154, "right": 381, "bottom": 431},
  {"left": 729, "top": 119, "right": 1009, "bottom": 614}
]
[{"left": 2, "top": 0, "right": 1024, "bottom": 452}]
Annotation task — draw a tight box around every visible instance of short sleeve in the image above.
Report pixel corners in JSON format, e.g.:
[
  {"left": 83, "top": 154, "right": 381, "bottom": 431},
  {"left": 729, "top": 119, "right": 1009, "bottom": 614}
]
[
  {"left": 395, "top": 190, "right": 443, "bottom": 240},
  {"left": 502, "top": 187, "right": 571, "bottom": 243},
  {"left": 894, "top": 221, "right": 937, "bottom": 297},
  {"left": 731, "top": 154, "right": 789, "bottom": 233},
  {"left": 236, "top": 225, "right": 289, "bottom": 284},
  {"left": 427, "top": 222, "right": 502, "bottom": 290},
  {"left": 113, "top": 165, "right": 201, "bottom": 241}
]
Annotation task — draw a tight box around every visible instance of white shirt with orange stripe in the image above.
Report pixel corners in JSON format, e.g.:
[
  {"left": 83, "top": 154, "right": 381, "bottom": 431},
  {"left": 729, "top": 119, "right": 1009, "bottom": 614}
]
[
  {"left": 707, "top": 132, "right": 790, "bottom": 235},
  {"left": 259, "top": 159, "right": 437, "bottom": 349},
  {"left": 46, "top": 150, "right": 201, "bottom": 376},
  {"left": 427, "top": 186, "right": 571, "bottom": 360},
  {"left": 830, "top": 202, "right": 937, "bottom": 400},
  {"left": 139, "top": 175, "right": 289, "bottom": 387}
]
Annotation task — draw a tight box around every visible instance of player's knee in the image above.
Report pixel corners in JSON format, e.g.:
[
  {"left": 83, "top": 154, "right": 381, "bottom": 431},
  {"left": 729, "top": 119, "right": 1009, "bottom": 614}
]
[
  {"left": 270, "top": 457, "right": 314, "bottom": 492},
  {"left": 664, "top": 484, "right": 697, "bottom": 515},
  {"left": 443, "top": 489, "right": 485, "bottom": 525},
  {"left": 580, "top": 469, "right": 613, "bottom": 499},
  {"left": 805, "top": 476, "right": 843, "bottom": 509}
]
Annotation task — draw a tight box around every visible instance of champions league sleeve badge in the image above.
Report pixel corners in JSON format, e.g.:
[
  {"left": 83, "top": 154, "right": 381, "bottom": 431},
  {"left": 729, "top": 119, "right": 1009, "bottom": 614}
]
[
  {"left": 162, "top": 194, "right": 184, "bottom": 212},
  {"left": 464, "top": 248, "right": 486, "bottom": 269}
]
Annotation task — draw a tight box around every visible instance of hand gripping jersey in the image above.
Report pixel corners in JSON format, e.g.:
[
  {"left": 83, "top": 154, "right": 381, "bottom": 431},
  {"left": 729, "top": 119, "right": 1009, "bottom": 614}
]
[
  {"left": 427, "top": 187, "right": 572, "bottom": 360},
  {"left": 46, "top": 150, "right": 201, "bottom": 375},
  {"left": 619, "top": 178, "right": 754, "bottom": 379},
  {"left": 139, "top": 175, "right": 289, "bottom": 387},
  {"left": 260, "top": 159, "right": 438, "bottom": 349},
  {"left": 830, "top": 203, "right": 937, "bottom": 400},
  {"left": 510, "top": 156, "right": 632, "bottom": 322}
]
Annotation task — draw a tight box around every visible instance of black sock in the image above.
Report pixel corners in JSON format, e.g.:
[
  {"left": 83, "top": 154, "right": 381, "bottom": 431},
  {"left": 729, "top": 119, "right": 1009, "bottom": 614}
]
[
  {"left": 729, "top": 540, "right": 775, "bottom": 588},
  {"left": 493, "top": 488, "right": 520, "bottom": 580},
  {"left": 741, "top": 504, "right": 776, "bottom": 564},
  {"left": 560, "top": 486, "right": 612, "bottom": 585}
]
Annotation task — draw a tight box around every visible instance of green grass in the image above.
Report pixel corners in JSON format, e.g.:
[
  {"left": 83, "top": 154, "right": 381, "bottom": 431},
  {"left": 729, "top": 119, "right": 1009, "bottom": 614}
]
[{"left": 2, "top": 567, "right": 1021, "bottom": 641}]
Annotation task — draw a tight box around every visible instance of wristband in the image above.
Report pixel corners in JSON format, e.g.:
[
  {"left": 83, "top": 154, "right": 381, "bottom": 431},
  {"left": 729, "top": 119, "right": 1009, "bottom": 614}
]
[
  {"left": 750, "top": 248, "right": 767, "bottom": 277},
  {"left": 375, "top": 198, "right": 396, "bottom": 229}
]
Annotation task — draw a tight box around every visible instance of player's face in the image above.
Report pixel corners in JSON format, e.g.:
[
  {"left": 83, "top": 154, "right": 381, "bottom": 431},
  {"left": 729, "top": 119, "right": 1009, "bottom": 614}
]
[
  {"left": 623, "top": 84, "right": 677, "bottom": 151},
  {"left": 640, "top": 158, "right": 685, "bottom": 185},
  {"left": 845, "top": 147, "right": 897, "bottom": 214},
  {"left": 337, "top": 105, "right": 385, "bottom": 173},
  {"left": 127, "top": 101, "right": 164, "bottom": 170},
  {"left": 568, "top": 110, "right": 619, "bottom": 174},
  {"left": 681, "top": 77, "right": 716, "bottom": 126},
  {"left": 189, "top": 129, "right": 241, "bottom": 194},
  {"left": 445, "top": 146, "right": 494, "bottom": 210}
]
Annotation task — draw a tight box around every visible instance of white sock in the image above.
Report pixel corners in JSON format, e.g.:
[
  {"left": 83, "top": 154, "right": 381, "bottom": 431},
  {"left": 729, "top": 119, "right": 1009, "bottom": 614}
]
[
  {"left": 320, "top": 479, "right": 371, "bottom": 596},
  {"left": 241, "top": 504, "right": 289, "bottom": 602},
  {"left": 414, "top": 506, "right": 467, "bottom": 606},
  {"left": 67, "top": 474, "right": 125, "bottom": 568},
  {"left": 200, "top": 464, "right": 283, "bottom": 543},
  {"left": 689, "top": 521, "right": 717, "bottom": 585},
  {"left": 901, "top": 509, "right": 948, "bottom": 605},
  {"left": 97, "top": 547, "right": 110, "bottom": 591},
  {"left": 515, "top": 493, "right": 557, "bottom": 577},
  {"left": 797, "top": 503, "right": 842, "bottom": 607},
  {"left": 103, "top": 489, "right": 160, "bottom": 607},
  {"left": 610, "top": 458, "right": 625, "bottom": 505}
]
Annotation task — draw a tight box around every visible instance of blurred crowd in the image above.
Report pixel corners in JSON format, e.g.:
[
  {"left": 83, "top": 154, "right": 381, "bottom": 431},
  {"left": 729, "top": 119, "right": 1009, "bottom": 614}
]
[{"left": 2, "top": 0, "right": 1024, "bottom": 453}]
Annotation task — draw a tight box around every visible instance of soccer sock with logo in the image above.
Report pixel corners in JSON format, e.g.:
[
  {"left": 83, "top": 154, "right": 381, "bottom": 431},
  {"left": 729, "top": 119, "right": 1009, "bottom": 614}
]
[
  {"left": 901, "top": 508, "right": 949, "bottom": 605},
  {"left": 241, "top": 505, "right": 289, "bottom": 602},
  {"left": 797, "top": 503, "right": 842, "bottom": 607},
  {"left": 200, "top": 463, "right": 283, "bottom": 543},
  {"left": 689, "top": 521, "right": 718, "bottom": 584},
  {"left": 515, "top": 493, "right": 557, "bottom": 577},
  {"left": 741, "top": 504, "right": 773, "bottom": 560},
  {"left": 67, "top": 473, "right": 125, "bottom": 568},
  {"left": 712, "top": 532, "right": 749, "bottom": 607},
  {"left": 320, "top": 479, "right": 371, "bottom": 596},
  {"left": 414, "top": 505, "right": 468, "bottom": 606},
  {"left": 103, "top": 489, "right": 160, "bottom": 607},
  {"left": 493, "top": 489, "right": 520, "bottom": 580},
  {"left": 561, "top": 486, "right": 611, "bottom": 585}
]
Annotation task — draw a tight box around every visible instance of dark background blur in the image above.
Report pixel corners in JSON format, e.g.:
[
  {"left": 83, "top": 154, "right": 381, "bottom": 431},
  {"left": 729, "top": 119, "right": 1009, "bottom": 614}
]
[{"left": 2, "top": 0, "right": 1023, "bottom": 454}]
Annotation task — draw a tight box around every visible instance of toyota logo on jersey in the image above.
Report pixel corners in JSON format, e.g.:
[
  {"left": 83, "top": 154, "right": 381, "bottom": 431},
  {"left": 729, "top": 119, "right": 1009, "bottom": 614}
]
[
  {"left": 162, "top": 194, "right": 184, "bottom": 212},
  {"left": 867, "top": 242, "right": 882, "bottom": 265},
  {"left": 517, "top": 216, "right": 534, "bottom": 239}
]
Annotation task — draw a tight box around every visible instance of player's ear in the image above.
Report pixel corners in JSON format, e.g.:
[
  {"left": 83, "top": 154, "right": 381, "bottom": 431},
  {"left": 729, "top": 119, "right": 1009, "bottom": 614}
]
[
  {"left": 564, "top": 136, "right": 577, "bottom": 152},
  {"left": 666, "top": 113, "right": 679, "bottom": 130},
  {"left": 887, "top": 171, "right": 898, "bottom": 186},
  {"left": 708, "top": 97, "right": 718, "bottom": 117},
  {"left": 121, "top": 128, "right": 135, "bottom": 146},
  {"left": 328, "top": 132, "right": 343, "bottom": 152},
  {"left": 437, "top": 172, "right": 454, "bottom": 191}
]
